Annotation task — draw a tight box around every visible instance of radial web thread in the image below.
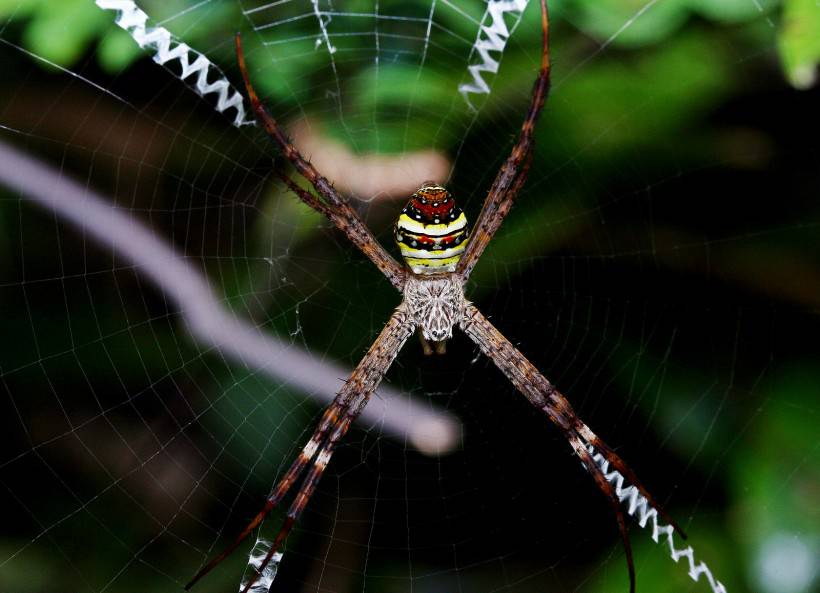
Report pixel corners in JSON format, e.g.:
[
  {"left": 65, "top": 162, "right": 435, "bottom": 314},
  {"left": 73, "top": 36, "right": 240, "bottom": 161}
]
[
  {"left": 95, "top": 0, "right": 254, "bottom": 127},
  {"left": 586, "top": 445, "right": 727, "bottom": 593}
]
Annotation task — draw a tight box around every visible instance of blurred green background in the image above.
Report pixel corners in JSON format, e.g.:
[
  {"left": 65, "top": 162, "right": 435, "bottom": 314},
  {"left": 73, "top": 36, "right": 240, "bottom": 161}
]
[{"left": 0, "top": 1, "right": 818, "bottom": 592}]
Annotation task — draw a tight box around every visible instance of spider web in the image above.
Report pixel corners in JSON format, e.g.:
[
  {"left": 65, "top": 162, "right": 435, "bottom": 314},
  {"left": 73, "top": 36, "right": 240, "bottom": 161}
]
[{"left": 1, "top": 1, "right": 818, "bottom": 593}]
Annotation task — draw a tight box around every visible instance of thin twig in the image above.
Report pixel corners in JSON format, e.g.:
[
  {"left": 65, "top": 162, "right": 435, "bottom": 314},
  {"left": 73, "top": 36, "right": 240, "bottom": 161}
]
[{"left": 0, "top": 138, "right": 460, "bottom": 455}]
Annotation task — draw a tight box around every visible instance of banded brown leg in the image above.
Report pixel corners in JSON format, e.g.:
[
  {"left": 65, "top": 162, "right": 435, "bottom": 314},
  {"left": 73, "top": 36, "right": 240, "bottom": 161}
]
[
  {"left": 460, "top": 303, "right": 685, "bottom": 593},
  {"left": 186, "top": 304, "right": 414, "bottom": 589}
]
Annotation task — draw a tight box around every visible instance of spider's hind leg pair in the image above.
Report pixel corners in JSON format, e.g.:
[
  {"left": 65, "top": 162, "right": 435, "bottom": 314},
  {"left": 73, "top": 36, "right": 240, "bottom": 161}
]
[{"left": 187, "top": 2, "right": 684, "bottom": 592}]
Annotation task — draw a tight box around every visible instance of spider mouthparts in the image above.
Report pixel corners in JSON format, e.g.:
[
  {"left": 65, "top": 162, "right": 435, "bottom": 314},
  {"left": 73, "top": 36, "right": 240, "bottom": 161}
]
[{"left": 418, "top": 333, "right": 449, "bottom": 356}]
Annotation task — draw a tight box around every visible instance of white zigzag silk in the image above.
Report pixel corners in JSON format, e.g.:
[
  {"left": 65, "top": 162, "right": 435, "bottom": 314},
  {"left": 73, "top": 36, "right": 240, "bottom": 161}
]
[
  {"left": 239, "top": 538, "right": 283, "bottom": 593},
  {"left": 95, "top": 0, "right": 254, "bottom": 127},
  {"left": 459, "top": 0, "right": 530, "bottom": 109},
  {"left": 586, "top": 445, "right": 728, "bottom": 593}
]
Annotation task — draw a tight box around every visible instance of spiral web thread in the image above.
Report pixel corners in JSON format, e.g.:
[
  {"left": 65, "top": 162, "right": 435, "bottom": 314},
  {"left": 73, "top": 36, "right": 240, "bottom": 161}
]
[
  {"left": 94, "top": 0, "right": 254, "bottom": 127},
  {"left": 586, "top": 446, "right": 727, "bottom": 593},
  {"left": 239, "top": 538, "right": 284, "bottom": 593}
]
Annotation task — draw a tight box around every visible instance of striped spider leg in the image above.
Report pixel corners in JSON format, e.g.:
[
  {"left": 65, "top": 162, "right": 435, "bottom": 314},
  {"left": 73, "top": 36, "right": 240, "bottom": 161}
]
[
  {"left": 186, "top": 304, "right": 415, "bottom": 592},
  {"left": 460, "top": 304, "right": 687, "bottom": 593},
  {"left": 456, "top": 0, "right": 551, "bottom": 279},
  {"left": 452, "top": 1, "right": 686, "bottom": 588},
  {"left": 235, "top": 33, "right": 407, "bottom": 292}
]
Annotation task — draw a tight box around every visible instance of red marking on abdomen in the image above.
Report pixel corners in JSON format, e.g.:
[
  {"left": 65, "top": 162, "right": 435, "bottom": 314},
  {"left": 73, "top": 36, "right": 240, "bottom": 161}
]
[{"left": 411, "top": 198, "right": 455, "bottom": 219}]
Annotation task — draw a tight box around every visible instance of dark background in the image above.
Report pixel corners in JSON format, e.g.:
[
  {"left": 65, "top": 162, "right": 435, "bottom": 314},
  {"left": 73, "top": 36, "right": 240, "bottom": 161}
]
[{"left": 1, "top": 1, "right": 818, "bottom": 592}]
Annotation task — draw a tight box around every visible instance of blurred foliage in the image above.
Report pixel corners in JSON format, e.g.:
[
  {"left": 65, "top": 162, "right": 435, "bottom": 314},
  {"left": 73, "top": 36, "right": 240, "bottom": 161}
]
[
  {"left": 2, "top": 0, "right": 819, "bottom": 86},
  {"left": 779, "top": 0, "right": 820, "bottom": 88},
  {"left": 1, "top": 0, "right": 817, "bottom": 158},
  {"left": 569, "top": 0, "right": 782, "bottom": 46},
  {"left": 1, "top": 1, "right": 819, "bottom": 593}
]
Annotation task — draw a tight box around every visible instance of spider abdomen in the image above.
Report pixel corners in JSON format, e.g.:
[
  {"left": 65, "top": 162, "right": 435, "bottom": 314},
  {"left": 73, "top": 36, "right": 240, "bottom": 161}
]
[{"left": 395, "top": 183, "right": 468, "bottom": 275}]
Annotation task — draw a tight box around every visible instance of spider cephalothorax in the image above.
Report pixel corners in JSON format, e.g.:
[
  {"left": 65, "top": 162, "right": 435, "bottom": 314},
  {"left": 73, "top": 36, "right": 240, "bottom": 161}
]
[{"left": 403, "top": 273, "right": 465, "bottom": 353}]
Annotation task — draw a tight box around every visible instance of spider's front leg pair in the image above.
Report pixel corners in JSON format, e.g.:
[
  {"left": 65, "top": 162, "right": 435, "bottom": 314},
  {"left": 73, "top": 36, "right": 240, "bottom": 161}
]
[{"left": 188, "top": 2, "right": 683, "bottom": 591}]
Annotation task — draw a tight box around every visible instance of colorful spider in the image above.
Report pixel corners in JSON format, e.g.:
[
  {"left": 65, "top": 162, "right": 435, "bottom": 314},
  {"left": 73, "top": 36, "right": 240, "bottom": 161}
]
[{"left": 186, "top": 2, "right": 686, "bottom": 591}]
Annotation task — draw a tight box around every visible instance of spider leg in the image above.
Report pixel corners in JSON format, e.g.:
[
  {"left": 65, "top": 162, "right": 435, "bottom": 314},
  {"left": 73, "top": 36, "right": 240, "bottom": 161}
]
[
  {"left": 235, "top": 34, "right": 407, "bottom": 291},
  {"left": 575, "top": 424, "right": 686, "bottom": 537},
  {"left": 460, "top": 303, "right": 684, "bottom": 592},
  {"left": 239, "top": 415, "right": 353, "bottom": 593},
  {"left": 184, "top": 405, "right": 344, "bottom": 589},
  {"left": 186, "top": 304, "right": 415, "bottom": 590},
  {"left": 457, "top": 0, "right": 551, "bottom": 279},
  {"left": 274, "top": 169, "right": 332, "bottom": 218},
  {"left": 568, "top": 429, "right": 636, "bottom": 593}
]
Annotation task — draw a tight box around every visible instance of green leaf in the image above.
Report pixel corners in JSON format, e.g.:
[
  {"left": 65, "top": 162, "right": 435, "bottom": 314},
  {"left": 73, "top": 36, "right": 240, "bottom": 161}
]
[
  {"left": 729, "top": 368, "right": 820, "bottom": 593},
  {"left": 22, "top": 0, "right": 108, "bottom": 67},
  {"left": 96, "top": 27, "right": 144, "bottom": 73},
  {"left": 0, "top": 0, "right": 38, "bottom": 17},
  {"left": 548, "top": 32, "right": 729, "bottom": 158},
  {"left": 344, "top": 62, "right": 467, "bottom": 152},
  {"left": 778, "top": 0, "right": 820, "bottom": 88},
  {"left": 353, "top": 63, "right": 456, "bottom": 112},
  {"left": 688, "top": 0, "right": 779, "bottom": 23},
  {"left": 582, "top": 521, "right": 742, "bottom": 593},
  {"left": 570, "top": 0, "right": 690, "bottom": 47}
]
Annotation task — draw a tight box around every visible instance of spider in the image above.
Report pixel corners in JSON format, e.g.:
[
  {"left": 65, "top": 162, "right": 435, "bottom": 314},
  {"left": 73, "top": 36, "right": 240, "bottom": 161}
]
[{"left": 186, "top": 2, "right": 686, "bottom": 591}]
